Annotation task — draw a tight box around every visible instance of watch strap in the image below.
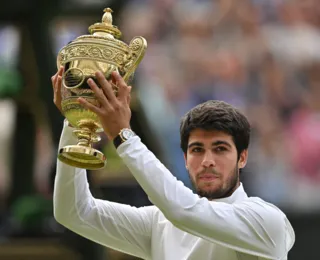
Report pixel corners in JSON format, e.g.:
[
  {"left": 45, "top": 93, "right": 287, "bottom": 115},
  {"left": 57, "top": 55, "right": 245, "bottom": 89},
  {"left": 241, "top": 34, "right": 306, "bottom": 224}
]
[
  {"left": 113, "top": 128, "right": 136, "bottom": 149},
  {"left": 113, "top": 134, "right": 123, "bottom": 149}
]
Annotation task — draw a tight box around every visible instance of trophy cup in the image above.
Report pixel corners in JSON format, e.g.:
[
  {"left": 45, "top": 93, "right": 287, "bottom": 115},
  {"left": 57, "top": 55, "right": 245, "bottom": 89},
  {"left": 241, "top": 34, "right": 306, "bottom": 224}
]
[{"left": 56, "top": 8, "right": 147, "bottom": 170}]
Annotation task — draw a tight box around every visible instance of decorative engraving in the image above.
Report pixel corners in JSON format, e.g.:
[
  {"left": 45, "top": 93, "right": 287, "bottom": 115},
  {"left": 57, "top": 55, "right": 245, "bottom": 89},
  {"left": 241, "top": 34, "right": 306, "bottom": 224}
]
[
  {"left": 123, "top": 36, "right": 147, "bottom": 81},
  {"left": 102, "top": 49, "right": 113, "bottom": 58},
  {"left": 131, "top": 38, "right": 143, "bottom": 51},
  {"left": 62, "top": 98, "right": 100, "bottom": 111},
  {"left": 62, "top": 103, "right": 83, "bottom": 111},
  {"left": 58, "top": 43, "right": 129, "bottom": 68}
]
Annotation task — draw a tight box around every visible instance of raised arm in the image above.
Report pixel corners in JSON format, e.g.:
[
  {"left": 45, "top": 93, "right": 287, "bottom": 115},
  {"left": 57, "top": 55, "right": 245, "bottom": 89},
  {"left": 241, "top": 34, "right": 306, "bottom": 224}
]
[
  {"left": 117, "top": 136, "right": 295, "bottom": 260},
  {"left": 53, "top": 121, "right": 155, "bottom": 259}
]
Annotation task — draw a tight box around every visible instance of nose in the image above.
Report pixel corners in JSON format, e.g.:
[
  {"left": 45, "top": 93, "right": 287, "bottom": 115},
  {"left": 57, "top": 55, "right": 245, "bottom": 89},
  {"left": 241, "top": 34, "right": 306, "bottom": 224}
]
[{"left": 201, "top": 151, "right": 216, "bottom": 168}]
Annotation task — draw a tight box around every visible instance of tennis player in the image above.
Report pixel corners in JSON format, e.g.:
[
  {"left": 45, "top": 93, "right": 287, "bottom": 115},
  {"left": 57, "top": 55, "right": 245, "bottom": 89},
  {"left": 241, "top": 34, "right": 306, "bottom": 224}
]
[{"left": 52, "top": 67, "right": 295, "bottom": 260}]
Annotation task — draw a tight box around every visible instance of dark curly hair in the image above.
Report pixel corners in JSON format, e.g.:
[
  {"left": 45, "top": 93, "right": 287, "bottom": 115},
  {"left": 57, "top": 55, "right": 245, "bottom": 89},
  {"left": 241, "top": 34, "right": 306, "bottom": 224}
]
[{"left": 180, "top": 100, "right": 251, "bottom": 160}]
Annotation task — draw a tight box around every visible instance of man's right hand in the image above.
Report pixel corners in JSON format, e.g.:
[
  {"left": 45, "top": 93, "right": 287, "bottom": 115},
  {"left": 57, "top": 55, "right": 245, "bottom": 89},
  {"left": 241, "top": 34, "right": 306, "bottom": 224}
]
[{"left": 51, "top": 66, "right": 64, "bottom": 114}]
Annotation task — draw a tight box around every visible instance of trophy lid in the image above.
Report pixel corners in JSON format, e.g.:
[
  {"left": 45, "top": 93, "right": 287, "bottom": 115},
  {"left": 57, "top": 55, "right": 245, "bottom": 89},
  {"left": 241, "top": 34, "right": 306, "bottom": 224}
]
[
  {"left": 57, "top": 7, "right": 147, "bottom": 83},
  {"left": 87, "top": 8, "right": 122, "bottom": 39}
]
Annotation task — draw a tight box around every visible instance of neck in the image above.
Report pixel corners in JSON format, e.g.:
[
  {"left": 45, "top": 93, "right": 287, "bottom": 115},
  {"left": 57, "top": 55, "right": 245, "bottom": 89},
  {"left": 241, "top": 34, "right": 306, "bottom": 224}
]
[
  {"left": 208, "top": 180, "right": 240, "bottom": 201},
  {"left": 221, "top": 181, "right": 240, "bottom": 199}
]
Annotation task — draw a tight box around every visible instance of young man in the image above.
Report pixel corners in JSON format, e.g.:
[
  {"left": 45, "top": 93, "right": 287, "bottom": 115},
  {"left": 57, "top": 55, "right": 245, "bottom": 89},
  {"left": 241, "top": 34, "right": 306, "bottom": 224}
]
[{"left": 52, "top": 68, "right": 295, "bottom": 260}]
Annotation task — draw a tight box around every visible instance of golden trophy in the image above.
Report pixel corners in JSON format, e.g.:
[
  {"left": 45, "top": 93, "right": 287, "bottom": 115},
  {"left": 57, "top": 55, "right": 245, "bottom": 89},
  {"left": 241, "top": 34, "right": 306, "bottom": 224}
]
[{"left": 56, "top": 8, "right": 147, "bottom": 170}]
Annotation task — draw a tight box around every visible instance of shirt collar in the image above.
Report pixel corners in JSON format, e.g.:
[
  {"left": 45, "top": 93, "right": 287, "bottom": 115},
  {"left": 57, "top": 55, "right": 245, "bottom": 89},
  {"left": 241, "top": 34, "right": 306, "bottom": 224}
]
[{"left": 213, "top": 183, "right": 248, "bottom": 204}]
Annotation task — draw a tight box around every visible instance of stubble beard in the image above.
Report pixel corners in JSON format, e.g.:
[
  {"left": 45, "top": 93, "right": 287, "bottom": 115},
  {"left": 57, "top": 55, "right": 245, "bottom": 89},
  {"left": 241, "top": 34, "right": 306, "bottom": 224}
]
[{"left": 189, "top": 165, "right": 239, "bottom": 200}]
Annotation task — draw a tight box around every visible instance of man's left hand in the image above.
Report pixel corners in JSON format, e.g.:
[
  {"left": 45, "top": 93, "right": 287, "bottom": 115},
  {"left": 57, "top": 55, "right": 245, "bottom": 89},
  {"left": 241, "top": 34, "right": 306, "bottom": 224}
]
[{"left": 78, "top": 71, "right": 132, "bottom": 140}]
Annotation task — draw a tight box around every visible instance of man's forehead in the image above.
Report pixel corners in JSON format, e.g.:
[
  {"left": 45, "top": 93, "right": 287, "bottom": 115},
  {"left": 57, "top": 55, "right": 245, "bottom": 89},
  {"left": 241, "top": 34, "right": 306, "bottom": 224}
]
[{"left": 188, "top": 129, "right": 233, "bottom": 143}]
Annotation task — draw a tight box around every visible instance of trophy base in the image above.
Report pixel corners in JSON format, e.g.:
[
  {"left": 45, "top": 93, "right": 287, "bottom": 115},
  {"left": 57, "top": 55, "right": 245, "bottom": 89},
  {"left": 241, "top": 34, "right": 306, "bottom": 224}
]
[{"left": 58, "top": 145, "right": 106, "bottom": 170}]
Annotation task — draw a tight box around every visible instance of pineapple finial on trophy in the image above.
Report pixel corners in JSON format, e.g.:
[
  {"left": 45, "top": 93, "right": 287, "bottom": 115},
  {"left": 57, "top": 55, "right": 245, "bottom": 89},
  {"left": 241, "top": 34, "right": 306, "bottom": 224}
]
[
  {"left": 102, "top": 8, "right": 113, "bottom": 25},
  {"left": 88, "top": 7, "right": 122, "bottom": 39}
]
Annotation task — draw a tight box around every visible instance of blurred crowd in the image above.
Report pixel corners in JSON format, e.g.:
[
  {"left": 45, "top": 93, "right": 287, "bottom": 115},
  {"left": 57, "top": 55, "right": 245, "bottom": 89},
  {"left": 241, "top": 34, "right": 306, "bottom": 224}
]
[
  {"left": 119, "top": 0, "right": 320, "bottom": 213},
  {"left": 0, "top": 0, "right": 319, "bottom": 258}
]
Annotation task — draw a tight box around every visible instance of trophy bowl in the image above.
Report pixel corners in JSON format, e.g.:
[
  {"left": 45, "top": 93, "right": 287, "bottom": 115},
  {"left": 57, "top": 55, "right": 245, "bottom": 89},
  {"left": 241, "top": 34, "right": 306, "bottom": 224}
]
[{"left": 56, "top": 8, "right": 147, "bottom": 170}]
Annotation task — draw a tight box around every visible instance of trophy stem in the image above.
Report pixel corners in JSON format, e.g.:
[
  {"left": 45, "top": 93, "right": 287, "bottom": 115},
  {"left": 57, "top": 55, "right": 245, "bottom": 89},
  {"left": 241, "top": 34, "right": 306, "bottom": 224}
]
[
  {"left": 74, "top": 128, "right": 95, "bottom": 148},
  {"left": 73, "top": 123, "right": 101, "bottom": 148},
  {"left": 58, "top": 124, "right": 106, "bottom": 170}
]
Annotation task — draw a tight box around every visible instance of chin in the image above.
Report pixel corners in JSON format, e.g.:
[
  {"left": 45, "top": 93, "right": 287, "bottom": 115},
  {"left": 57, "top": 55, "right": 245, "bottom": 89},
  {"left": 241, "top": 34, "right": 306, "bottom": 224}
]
[
  {"left": 197, "top": 180, "right": 221, "bottom": 190},
  {"left": 196, "top": 187, "right": 218, "bottom": 197},
  {"left": 195, "top": 182, "right": 226, "bottom": 199}
]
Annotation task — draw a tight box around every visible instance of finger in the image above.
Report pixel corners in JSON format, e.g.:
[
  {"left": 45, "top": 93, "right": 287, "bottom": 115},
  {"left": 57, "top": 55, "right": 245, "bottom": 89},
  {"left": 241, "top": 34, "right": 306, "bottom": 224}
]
[
  {"left": 51, "top": 74, "right": 56, "bottom": 86},
  {"left": 78, "top": 97, "right": 102, "bottom": 114},
  {"left": 54, "top": 75, "right": 62, "bottom": 108},
  {"left": 127, "top": 86, "right": 132, "bottom": 105},
  {"left": 87, "top": 78, "right": 111, "bottom": 109},
  {"left": 58, "top": 66, "right": 64, "bottom": 75},
  {"left": 55, "top": 66, "right": 64, "bottom": 84},
  {"left": 106, "top": 78, "right": 118, "bottom": 96},
  {"left": 52, "top": 66, "right": 64, "bottom": 89},
  {"left": 95, "top": 71, "right": 117, "bottom": 103},
  {"left": 112, "top": 71, "right": 129, "bottom": 103},
  {"left": 51, "top": 72, "right": 58, "bottom": 89},
  {"left": 56, "top": 75, "right": 62, "bottom": 95}
]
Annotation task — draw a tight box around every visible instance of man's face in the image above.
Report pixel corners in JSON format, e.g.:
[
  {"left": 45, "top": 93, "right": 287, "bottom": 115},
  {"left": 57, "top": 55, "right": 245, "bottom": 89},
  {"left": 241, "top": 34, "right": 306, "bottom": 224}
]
[{"left": 184, "top": 129, "right": 248, "bottom": 200}]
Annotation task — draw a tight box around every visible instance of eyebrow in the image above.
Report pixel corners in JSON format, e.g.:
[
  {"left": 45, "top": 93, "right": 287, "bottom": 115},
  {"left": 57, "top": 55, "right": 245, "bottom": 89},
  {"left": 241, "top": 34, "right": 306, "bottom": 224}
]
[
  {"left": 212, "top": 140, "right": 232, "bottom": 148},
  {"left": 188, "top": 140, "right": 232, "bottom": 149}
]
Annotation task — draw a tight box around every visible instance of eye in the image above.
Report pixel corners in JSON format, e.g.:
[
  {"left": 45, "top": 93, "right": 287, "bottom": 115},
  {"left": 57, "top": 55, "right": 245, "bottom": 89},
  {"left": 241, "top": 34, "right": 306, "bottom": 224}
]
[
  {"left": 191, "top": 147, "right": 203, "bottom": 153},
  {"left": 214, "top": 146, "right": 228, "bottom": 153}
]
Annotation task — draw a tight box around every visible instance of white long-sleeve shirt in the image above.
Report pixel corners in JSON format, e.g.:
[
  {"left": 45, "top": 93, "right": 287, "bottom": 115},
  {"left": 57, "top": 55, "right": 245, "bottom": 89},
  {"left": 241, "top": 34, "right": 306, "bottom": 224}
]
[{"left": 54, "top": 121, "right": 295, "bottom": 260}]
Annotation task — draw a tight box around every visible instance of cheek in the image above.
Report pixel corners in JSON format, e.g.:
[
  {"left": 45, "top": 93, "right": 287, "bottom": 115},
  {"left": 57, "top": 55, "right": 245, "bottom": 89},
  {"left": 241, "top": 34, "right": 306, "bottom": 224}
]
[
  {"left": 186, "top": 155, "right": 202, "bottom": 171},
  {"left": 216, "top": 155, "right": 236, "bottom": 176}
]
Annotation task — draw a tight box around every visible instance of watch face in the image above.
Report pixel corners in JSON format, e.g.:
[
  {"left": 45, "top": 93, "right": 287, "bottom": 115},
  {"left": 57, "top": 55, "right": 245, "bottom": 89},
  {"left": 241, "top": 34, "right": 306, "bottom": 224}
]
[{"left": 122, "top": 129, "right": 134, "bottom": 140}]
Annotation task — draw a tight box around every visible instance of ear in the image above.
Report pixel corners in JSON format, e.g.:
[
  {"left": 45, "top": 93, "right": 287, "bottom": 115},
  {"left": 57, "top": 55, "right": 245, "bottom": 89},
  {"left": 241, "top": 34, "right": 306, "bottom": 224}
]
[
  {"left": 238, "top": 149, "right": 248, "bottom": 169},
  {"left": 183, "top": 153, "right": 188, "bottom": 169}
]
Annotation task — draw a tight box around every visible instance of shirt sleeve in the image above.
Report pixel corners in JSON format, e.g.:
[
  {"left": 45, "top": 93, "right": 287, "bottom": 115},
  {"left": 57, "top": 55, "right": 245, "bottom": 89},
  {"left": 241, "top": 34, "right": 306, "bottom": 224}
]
[
  {"left": 117, "top": 136, "right": 295, "bottom": 260},
  {"left": 53, "top": 120, "right": 155, "bottom": 259}
]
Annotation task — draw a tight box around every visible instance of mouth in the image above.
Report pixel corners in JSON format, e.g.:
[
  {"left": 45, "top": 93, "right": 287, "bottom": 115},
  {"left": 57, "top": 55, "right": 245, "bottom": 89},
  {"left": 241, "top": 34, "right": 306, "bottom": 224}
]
[{"left": 198, "top": 174, "right": 218, "bottom": 182}]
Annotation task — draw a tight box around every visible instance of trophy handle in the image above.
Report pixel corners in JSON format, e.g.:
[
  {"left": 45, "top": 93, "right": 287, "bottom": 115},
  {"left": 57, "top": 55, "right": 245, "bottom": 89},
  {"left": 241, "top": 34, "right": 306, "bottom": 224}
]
[{"left": 123, "top": 36, "right": 147, "bottom": 83}]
